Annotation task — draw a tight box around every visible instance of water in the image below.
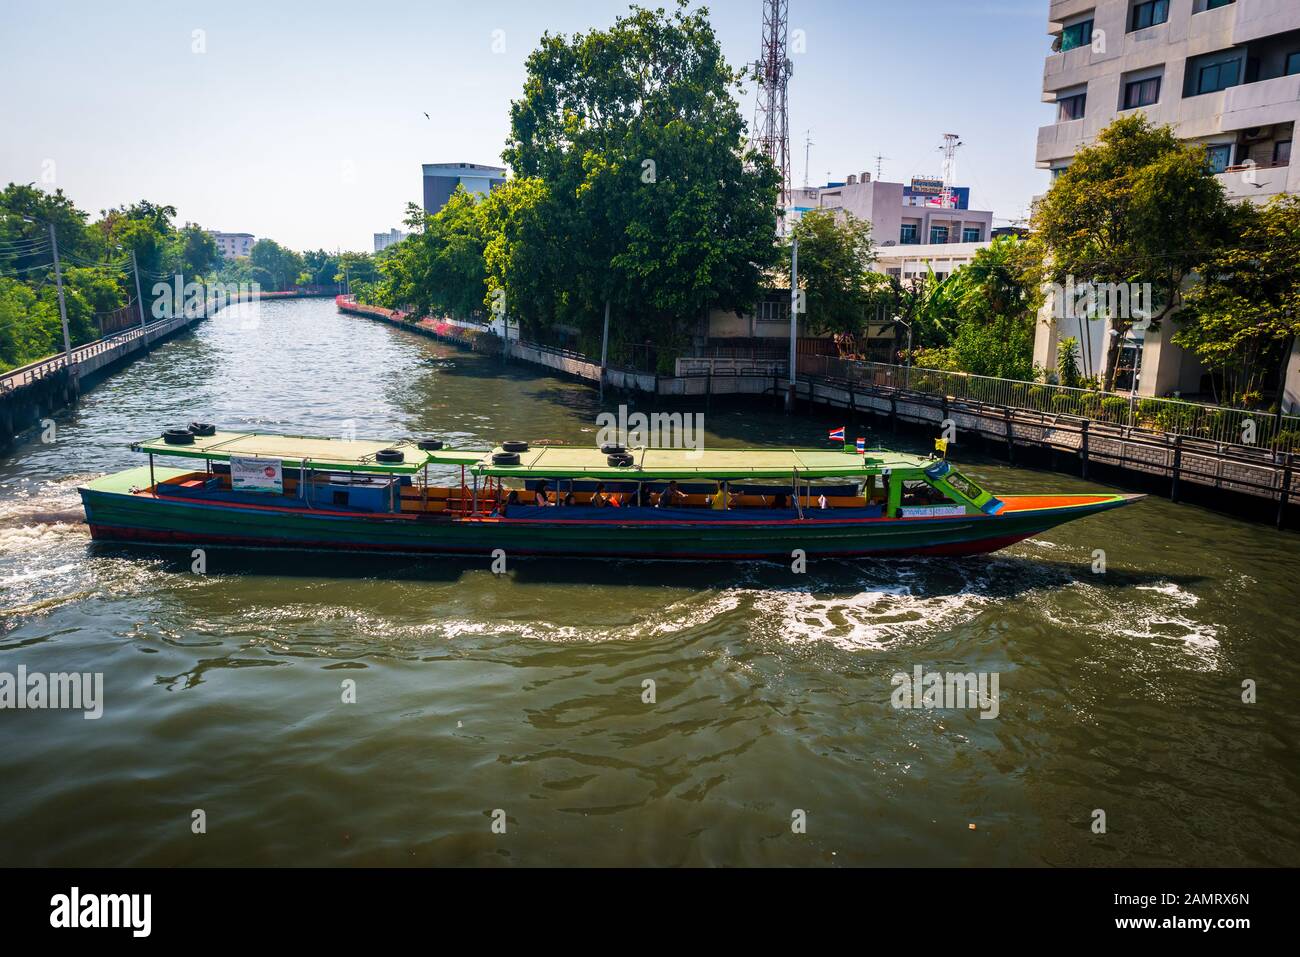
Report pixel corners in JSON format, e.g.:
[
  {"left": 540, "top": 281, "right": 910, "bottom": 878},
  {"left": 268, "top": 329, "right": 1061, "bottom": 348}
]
[{"left": 1, "top": 297, "right": 1297, "bottom": 866}]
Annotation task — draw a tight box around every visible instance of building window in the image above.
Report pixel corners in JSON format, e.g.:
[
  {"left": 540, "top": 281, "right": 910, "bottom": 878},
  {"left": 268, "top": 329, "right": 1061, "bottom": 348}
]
[
  {"left": 1276, "top": 141, "right": 1292, "bottom": 166},
  {"left": 1205, "top": 144, "right": 1233, "bottom": 174},
  {"left": 930, "top": 225, "right": 949, "bottom": 245},
  {"left": 1195, "top": 58, "right": 1240, "bottom": 95},
  {"left": 1058, "top": 92, "right": 1087, "bottom": 121},
  {"left": 1123, "top": 76, "right": 1161, "bottom": 109},
  {"left": 1050, "top": 166, "right": 1069, "bottom": 180},
  {"left": 756, "top": 297, "right": 790, "bottom": 322},
  {"left": 1204, "top": 0, "right": 1234, "bottom": 9},
  {"left": 1287, "top": 52, "right": 1300, "bottom": 76},
  {"left": 1130, "top": 0, "right": 1169, "bottom": 31},
  {"left": 1060, "top": 19, "right": 1094, "bottom": 52},
  {"left": 900, "top": 224, "right": 918, "bottom": 244},
  {"left": 962, "top": 227, "right": 982, "bottom": 243}
]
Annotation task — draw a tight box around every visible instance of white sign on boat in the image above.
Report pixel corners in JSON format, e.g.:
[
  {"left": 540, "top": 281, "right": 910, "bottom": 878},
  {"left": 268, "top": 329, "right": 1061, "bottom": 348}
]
[{"left": 230, "top": 455, "right": 283, "bottom": 494}]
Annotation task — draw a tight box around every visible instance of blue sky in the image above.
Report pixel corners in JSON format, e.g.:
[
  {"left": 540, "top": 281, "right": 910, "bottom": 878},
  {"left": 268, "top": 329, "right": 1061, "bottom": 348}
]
[{"left": 0, "top": 0, "right": 1053, "bottom": 252}]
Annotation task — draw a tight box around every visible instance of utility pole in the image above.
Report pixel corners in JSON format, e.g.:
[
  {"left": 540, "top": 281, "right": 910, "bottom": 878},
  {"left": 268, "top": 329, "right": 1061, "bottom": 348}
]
[
  {"left": 48, "top": 222, "right": 75, "bottom": 387},
  {"left": 786, "top": 236, "right": 798, "bottom": 413},
  {"left": 600, "top": 298, "right": 610, "bottom": 402},
  {"left": 131, "top": 250, "right": 147, "bottom": 348}
]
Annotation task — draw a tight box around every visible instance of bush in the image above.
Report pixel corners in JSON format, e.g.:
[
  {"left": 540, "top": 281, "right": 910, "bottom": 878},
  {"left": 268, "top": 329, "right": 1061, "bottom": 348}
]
[{"left": 1100, "top": 395, "right": 1130, "bottom": 423}]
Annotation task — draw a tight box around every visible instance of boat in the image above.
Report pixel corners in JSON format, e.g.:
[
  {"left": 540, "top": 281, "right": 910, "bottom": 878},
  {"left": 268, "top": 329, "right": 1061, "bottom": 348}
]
[{"left": 76, "top": 427, "right": 1142, "bottom": 561}]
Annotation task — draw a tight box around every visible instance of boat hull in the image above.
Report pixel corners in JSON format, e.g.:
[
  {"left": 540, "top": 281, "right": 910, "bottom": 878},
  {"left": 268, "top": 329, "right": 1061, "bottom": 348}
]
[{"left": 79, "top": 467, "right": 1140, "bottom": 562}]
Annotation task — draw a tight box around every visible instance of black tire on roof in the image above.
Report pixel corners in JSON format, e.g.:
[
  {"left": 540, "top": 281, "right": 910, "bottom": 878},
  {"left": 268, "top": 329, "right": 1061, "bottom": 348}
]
[
  {"left": 493, "top": 451, "right": 520, "bottom": 465},
  {"left": 375, "top": 449, "right": 405, "bottom": 464},
  {"left": 163, "top": 428, "right": 195, "bottom": 445}
]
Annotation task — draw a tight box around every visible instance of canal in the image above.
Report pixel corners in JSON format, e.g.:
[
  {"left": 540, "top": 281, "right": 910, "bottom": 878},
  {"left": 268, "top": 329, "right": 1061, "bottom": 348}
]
[{"left": 1, "top": 297, "right": 1297, "bottom": 866}]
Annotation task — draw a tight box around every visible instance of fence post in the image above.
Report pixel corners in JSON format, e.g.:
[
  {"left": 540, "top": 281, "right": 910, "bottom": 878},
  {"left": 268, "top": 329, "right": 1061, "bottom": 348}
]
[
  {"left": 1080, "top": 418, "right": 1089, "bottom": 479},
  {"left": 1278, "top": 452, "right": 1293, "bottom": 531},
  {"left": 1171, "top": 435, "right": 1183, "bottom": 503}
]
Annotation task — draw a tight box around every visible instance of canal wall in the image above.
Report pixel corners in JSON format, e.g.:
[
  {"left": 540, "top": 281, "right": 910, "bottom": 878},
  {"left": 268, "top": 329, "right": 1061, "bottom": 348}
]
[{"left": 0, "top": 289, "right": 328, "bottom": 455}]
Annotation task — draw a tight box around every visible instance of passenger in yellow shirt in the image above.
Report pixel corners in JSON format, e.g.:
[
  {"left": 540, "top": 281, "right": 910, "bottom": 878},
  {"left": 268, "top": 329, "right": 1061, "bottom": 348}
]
[{"left": 711, "top": 482, "right": 730, "bottom": 510}]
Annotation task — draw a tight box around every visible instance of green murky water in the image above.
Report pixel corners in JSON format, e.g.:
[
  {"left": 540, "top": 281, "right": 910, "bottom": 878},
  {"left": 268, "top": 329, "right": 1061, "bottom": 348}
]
[{"left": 1, "top": 297, "right": 1297, "bottom": 865}]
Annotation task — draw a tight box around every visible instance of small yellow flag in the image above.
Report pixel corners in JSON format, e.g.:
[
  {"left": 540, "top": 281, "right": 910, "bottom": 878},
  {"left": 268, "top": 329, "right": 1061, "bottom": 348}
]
[{"left": 935, "top": 437, "right": 948, "bottom": 454}]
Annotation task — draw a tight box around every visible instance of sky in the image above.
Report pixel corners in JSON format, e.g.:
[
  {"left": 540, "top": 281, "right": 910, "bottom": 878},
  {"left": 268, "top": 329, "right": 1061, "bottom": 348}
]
[{"left": 0, "top": 0, "right": 1054, "bottom": 252}]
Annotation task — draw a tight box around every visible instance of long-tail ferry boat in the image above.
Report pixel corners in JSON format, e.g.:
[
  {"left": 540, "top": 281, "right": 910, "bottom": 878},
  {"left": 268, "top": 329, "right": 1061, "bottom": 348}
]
[{"left": 77, "top": 427, "right": 1142, "bottom": 561}]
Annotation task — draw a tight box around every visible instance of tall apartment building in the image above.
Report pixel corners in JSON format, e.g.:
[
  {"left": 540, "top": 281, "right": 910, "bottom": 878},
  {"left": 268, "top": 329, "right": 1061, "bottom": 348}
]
[
  {"left": 421, "top": 163, "right": 507, "bottom": 215},
  {"left": 373, "top": 228, "right": 407, "bottom": 253},
  {"left": 1035, "top": 0, "right": 1300, "bottom": 401}
]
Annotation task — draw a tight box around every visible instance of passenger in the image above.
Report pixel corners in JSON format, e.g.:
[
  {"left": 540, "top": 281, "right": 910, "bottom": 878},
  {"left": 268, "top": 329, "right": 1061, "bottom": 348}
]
[
  {"left": 710, "top": 482, "right": 730, "bottom": 510},
  {"left": 657, "top": 480, "right": 686, "bottom": 508},
  {"left": 563, "top": 492, "right": 577, "bottom": 507},
  {"left": 590, "top": 483, "right": 609, "bottom": 507},
  {"left": 534, "top": 481, "right": 552, "bottom": 507},
  {"left": 493, "top": 490, "right": 520, "bottom": 516},
  {"left": 772, "top": 492, "right": 788, "bottom": 509}
]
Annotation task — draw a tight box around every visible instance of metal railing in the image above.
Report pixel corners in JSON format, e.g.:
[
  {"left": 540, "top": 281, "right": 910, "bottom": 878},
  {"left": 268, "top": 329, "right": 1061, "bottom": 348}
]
[
  {"left": 799, "top": 355, "right": 1300, "bottom": 453},
  {"left": 675, "top": 356, "right": 788, "bottom": 377}
]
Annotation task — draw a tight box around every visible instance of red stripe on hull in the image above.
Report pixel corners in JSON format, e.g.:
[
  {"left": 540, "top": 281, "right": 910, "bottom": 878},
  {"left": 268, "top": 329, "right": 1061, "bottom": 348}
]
[{"left": 86, "top": 523, "right": 1035, "bottom": 560}]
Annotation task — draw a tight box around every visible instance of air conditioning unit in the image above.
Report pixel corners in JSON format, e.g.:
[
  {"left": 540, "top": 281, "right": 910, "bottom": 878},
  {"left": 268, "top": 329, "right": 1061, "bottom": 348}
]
[{"left": 1240, "top": 127, "right": 1271, "bottom": 143}]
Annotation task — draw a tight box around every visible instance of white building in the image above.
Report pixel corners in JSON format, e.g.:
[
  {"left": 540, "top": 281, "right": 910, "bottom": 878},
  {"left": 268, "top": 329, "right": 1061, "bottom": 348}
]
[
  {"left": 1035, "top": 0, "right": 1300, "bottom": 402},
  {"left": 208, "top": 231, "right": 255, "bottom": 259},
  {"left": 373, "top": 228, "right": 407, "bottom": 253},
  {"left": 790, "top": 174, "right": 995, "bottom": 251}
]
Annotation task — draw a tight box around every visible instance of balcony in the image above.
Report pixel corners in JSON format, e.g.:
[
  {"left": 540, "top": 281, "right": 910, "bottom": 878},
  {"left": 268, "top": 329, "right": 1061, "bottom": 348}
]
[
  {"left": 1233, "top": 0, "right": 1300, "bottom": 46},
  {"left": 1217, "top": 161, "right": 1291, "bottom": 199},
  {"left": 1220, "top": 71, "right": 1300, "bottom": 130}
]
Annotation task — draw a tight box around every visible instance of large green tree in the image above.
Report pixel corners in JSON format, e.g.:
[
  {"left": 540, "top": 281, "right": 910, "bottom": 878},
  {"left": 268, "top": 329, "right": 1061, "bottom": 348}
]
[
  {"left": 502, "top": 1, "right": 780, "bottom": 359},
  {"left": 1176, "top": 194, "right": 1300, "bottom": 407},
  {"left": 1031, "top": 114, "right": 1235, "bottom": 389},
  {"left": 786, "top": 208, "right": 876, "bottom": 336}
]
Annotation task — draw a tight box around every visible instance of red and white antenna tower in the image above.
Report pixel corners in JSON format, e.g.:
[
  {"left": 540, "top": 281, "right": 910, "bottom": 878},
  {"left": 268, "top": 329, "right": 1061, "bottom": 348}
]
[
  {"left": 751, "top": 0, "right": 793, "bottom": 218},
  {"left": 939, "top": 133, "right": 963, "bottom": 209}
]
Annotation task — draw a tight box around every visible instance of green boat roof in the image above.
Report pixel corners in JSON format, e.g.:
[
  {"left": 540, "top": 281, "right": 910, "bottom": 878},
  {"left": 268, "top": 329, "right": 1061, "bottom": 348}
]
[
  {"left": 132, "top": 430, "right": 936, "bottom": 480},
  {"left": 458, "top": 445, "right": 932, "bottom": 480},
  {"left": 134, "top": 431, "right": 436, "bottom": 475}
]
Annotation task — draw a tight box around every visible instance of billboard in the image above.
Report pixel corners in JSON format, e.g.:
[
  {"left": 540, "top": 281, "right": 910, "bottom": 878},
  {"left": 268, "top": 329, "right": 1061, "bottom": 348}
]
[{"left": 910, "top": 177, "right": 944, "bottom": 195}]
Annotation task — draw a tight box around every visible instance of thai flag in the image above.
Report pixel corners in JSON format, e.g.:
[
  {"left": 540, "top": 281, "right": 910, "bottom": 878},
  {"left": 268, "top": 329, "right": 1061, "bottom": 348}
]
[
  {"left": 828, "top": 427, "right": 845, "bottom": 442},
  {"left": 856, "top": 437, "right": 866, "bottom": 452}
]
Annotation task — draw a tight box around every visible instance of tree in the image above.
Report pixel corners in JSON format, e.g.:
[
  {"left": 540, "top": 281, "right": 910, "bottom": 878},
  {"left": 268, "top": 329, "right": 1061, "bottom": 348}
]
[
  {"left": 1031, "top": 114, "right": 1235, "bottom": 390},
  {"left": 502, "top": 1, "right": 780, "bottom": 355},
  {"left": 1176, "top": 194, "right": 1300, "bottom": 407},
  {"left": 174, "top": 223, "right": 219, "bottom": 278},
  {"left": 786, "top": 209, "right": 876, "bottom": 336},
  {"left": 249, "top": 239, "right": 305, "bottom": 291}
]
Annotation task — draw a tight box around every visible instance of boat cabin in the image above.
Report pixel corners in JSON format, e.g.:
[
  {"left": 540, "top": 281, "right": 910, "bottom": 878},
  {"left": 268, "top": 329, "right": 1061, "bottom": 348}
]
[{"left": 129, "top": 430, "right": 1002, "bottom": 522}]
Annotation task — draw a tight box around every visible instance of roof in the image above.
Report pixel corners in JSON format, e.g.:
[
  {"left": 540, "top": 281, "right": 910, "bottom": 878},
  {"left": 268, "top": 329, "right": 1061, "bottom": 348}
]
[
  {"left": 460, "top": 445, "right": 931, "bottom": 480},
  {"left": 132, "top": 430, "right": 934, "bottom": 480},
  {"left": 134, "top": 431, "right": 435, "bottom": 475}
]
